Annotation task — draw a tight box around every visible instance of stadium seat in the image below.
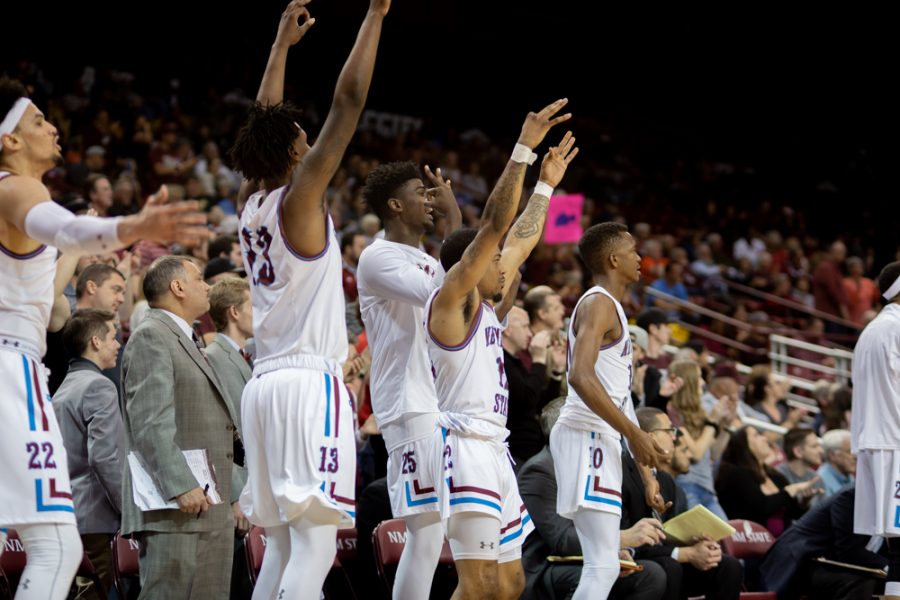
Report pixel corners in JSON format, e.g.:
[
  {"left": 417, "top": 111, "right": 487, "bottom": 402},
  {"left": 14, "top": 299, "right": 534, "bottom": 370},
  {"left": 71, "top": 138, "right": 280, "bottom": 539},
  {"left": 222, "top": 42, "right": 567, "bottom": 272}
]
[
  {"left": 0, "top": 529, "right": 107, "bottom": 598},
  {"left": 244, "top": 525, "right": 359, "bottom": 599},
  {"left": 371, "top": 518, "right": 455, "bottom": 595},
  {"left": 720, "top": 520, "right": 777, "bottom": 600}
]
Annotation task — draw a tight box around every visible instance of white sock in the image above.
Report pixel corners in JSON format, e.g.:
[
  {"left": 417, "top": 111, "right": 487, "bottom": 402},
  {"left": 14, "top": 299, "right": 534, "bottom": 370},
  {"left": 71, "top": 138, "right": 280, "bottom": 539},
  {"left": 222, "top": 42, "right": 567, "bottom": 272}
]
[
  {"left": 15, "top": 523, "right": 82, "bottom": 600},
  {"left": 393, "top": 512, "right": 444, "bottom": 600},
  {"left": 571, "top": 510, "right": 620, "bottom": 600}
]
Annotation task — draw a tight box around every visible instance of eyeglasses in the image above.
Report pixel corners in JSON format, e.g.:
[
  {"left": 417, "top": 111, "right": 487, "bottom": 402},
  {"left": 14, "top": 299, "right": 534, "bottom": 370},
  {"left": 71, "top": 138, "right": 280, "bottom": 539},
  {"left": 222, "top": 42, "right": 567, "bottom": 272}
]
[{"left": 650, "top": 427, "right": 678, "bottom": 437}]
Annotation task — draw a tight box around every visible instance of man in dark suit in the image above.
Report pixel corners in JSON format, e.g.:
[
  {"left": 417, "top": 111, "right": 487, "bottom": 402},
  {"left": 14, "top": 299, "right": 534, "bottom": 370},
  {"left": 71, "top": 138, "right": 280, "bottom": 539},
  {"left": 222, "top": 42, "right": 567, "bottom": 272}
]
[
  {"left": 53, "top": 308, "right": 125, "bottom": 599},
  {"left": 761, "top": 487, "right": 887, "bottom": 599},
  {"left": 122, "top": 256, "right": 239, "bottom": 599},
  {"left": 518, "top": 399, "right": 668, "bottom": 600},
  {"left": 626, "top": 407, "right": 743, "bottom": 600}
]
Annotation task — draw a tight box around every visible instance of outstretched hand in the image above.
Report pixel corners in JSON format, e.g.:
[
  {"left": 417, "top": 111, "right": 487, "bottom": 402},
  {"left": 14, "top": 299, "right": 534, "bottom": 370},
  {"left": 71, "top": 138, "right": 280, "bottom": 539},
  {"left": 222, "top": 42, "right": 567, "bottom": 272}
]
[
  {"left": 517, "top": 98, "right": 572, "bottom": 149},
  {"left": 134, "top": 185, "right": 209, "bottom": 247},
  {"left": 539, "top": 131, "right": 579, "bottom": 188},
  {"left": 275, "top": 0, "right": 316, "bottom": 48}
]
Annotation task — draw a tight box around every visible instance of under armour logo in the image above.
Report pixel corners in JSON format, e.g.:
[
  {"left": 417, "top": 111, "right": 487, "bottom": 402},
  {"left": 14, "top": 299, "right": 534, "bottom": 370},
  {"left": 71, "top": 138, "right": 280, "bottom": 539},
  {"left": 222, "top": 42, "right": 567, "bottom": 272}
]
[
  {"left": 480, "top": 541, "right": 495, "bottom": 550},
  {"left": 277, "top": 590, "right": 285, "bottom": 599},
  {"left": 21, "top": 578, "right": 30, "bottom": 589}
]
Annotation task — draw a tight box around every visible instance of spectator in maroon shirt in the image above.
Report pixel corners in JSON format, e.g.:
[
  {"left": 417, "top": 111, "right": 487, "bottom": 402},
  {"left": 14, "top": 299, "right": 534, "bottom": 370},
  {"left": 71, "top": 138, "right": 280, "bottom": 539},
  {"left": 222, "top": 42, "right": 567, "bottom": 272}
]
[{"left": 812, "top": 241, "right": 849, "bottom": 331}]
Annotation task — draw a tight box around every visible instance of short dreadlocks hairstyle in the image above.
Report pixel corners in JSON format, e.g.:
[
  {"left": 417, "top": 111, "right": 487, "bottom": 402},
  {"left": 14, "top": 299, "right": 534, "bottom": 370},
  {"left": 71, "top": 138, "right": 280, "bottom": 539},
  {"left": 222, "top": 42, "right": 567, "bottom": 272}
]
[
  {"left": 362, "top": 161, "right": 420, "bottom": 222},
  {"left": 229, "top": 101, "right": 305, "bottom": 182}
]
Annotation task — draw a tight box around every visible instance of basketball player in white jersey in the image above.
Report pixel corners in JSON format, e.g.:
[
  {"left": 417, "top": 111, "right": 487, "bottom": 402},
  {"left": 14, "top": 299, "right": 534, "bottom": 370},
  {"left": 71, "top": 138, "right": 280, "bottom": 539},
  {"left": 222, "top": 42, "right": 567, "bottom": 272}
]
[
  {"left": 0, "top": 77, "right": 206, "bottom": 600},
  {"left": 550, "top": 222, "right": 669, "bottom": 600},
  {"left": 426, "top": 100, "right": 578, "bottom": 600},
  {"left": 851, "top": 260, "right": 900, "bottom": 600},
  {"left": 356, "top": 161, "right": 461, "bottom": 599},
  {"left": 227, "top": 2, "right": 389, "bottom": 598}
]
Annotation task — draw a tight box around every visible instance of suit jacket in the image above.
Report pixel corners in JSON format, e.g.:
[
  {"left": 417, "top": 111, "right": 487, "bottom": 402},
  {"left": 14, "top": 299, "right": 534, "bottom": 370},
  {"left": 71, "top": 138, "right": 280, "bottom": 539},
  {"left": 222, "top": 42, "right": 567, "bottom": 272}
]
[
  {"left": 518, "top": 446, "right": 584, "bottom": 600},
  {"left": 121, "top": 309, "right": 237, "bottom": 535},
  {"left": 760, "top": 487, "right": 887, "bottom": 596},
  {"left": 620, "top": 450, "right": 681, "bottom": 560},
  {"left": 52, "top": 359, "right": 125, "bottom": 534},
  {"left": 205, "top": 333, "right": 250, "bottom": 503}
]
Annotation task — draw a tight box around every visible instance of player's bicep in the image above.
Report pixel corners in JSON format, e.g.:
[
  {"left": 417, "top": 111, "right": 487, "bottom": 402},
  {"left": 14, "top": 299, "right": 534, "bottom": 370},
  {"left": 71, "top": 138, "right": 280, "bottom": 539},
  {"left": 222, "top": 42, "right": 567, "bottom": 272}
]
[{"left": 569, "top": 296, "right": 615, "bottom": 379}]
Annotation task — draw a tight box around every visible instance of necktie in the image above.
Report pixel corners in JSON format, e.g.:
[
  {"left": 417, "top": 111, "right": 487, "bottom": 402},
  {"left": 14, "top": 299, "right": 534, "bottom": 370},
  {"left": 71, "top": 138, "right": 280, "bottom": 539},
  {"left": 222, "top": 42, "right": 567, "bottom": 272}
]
[
  {"left": 240, "top": 349, "right": 253, "bottom": 366},
  {"left": 192, "top": 333, "right": 211, "bottom": 365}
]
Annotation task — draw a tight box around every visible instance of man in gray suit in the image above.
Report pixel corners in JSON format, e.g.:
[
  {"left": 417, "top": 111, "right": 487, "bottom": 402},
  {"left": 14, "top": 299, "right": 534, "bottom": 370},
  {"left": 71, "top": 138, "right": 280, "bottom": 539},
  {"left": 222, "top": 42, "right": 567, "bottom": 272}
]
[
  {"left": 54, "top": 308, "right": 125, "bottom": 599},
  {"left": 206, "top": 277, "right": 252, "bottom": 511},
  {"left": 122, "top": 256, "right": 239, "bottom": 599}
]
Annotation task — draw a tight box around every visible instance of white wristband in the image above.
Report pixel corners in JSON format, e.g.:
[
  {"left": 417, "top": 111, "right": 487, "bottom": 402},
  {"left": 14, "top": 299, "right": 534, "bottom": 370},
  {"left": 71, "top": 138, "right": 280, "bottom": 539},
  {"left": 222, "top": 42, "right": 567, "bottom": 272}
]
[
  {"left": 511, "top": 143, "right": 537, "bottom": 165},
  {"left": 534, "top": 181, "right": 554, "bottom": 198}
]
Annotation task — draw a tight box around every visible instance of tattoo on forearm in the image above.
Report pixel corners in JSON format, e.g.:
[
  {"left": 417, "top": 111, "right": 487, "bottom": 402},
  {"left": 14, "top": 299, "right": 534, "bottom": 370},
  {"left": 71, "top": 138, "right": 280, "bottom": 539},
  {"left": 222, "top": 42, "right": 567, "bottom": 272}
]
[
  {"left": 513, "top": 195, "right": 550, "bottom": 239},
  {"left": 483, "top": 162, "right": 526, "bottom": 231}
]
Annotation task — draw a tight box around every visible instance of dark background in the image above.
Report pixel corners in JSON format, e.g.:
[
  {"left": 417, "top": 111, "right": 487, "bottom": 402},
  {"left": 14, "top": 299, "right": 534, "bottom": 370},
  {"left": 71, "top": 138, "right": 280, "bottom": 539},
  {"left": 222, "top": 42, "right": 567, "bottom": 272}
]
[{"left": 2, "top": 2, "right": 897, "bottom": 239}]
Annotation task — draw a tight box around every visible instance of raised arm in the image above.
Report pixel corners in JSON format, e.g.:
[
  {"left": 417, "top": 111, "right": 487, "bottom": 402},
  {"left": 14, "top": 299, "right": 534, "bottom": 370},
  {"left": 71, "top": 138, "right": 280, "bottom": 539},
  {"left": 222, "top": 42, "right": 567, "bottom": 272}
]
[
  {"left": 281, "top": 0, "right": 390, "bottom": 256},
  {"left": 257, "top": 0, "right": 316, "bottom": 106},
  {"left": 569, "top": 294, "right": 667, "bottom": 468},
  {"left": 434, "top": 99, "right": 572, "bottom": 311},
  {"left": 497, "top": 130, "right": 579, "bottom": 299}
]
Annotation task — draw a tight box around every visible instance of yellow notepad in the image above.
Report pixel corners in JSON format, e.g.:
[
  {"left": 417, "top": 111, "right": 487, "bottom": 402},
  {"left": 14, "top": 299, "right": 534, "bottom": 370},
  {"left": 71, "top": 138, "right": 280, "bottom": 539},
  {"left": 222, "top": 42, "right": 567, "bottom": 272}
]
[{"left": 662, "top": 505, "right": 736, "bottom": 544}]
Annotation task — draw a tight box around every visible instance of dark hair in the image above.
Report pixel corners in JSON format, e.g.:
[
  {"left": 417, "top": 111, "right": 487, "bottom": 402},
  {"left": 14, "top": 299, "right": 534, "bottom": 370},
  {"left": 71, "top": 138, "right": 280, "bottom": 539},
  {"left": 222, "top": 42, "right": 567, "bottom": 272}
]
[
  {"left": 440, "top": 227, "right": 478, "bottom": 273},
  {"left": 636, "top": 308, "right": 668, "bottom": 332},
  {"left": 718, "top": 426, "right": 768, "bottom": 484},
  {"left": 143, "top": 256, "right": 190, "bottom": 305},
  {"left": 362, "top": 161, "right": 420, "bottom": 222},
  {"left": 746, "top": 375, "right": 770, "bottom": 405},
  {"left": 684, "top": 339, "right": 706, "bottom": 355},
  {"left": 208, "top": 235, "right": 238, "bottom": 260},
  {"left": 0, "top": 77, "right": 29, "bottom": 132},
  {"left": 823, "top": 385, "right": 852, "bottom": 431},
  {"left": 208, "top": 278, "right": 250, "bottom": 332},
  {"left": 84, "top": 173, "right": 109, "bottom": 199},
  {"left": 877, "top": 261, "right": 900, "bottom": 300},
  {"left": 783, "top": 427, "right": 816, "bottom": 461},
  {"left": 229, "top": 101, "right": 304, "bottom": 182},
  {"left": 341, "top": 231, "right": 364, "bottom": 254},
  {"left": 75, "top": 264, "right": 124, "bottom": 300},
  {"left": 635, "top": 407, "right": 665, "bottom": 433},
  {"left": 578, "top": 222, "right": 628, "bottom": 275},
  {"left": 62, "top": 308, "right": 116, "bottom": 358}
]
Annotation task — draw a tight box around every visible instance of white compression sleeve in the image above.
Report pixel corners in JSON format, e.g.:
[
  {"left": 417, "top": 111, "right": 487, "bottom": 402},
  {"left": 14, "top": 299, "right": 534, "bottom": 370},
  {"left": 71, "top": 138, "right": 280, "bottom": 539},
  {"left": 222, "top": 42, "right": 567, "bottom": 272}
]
[{"left": 23, "top": 201, "right": 123, "bottom": 255}]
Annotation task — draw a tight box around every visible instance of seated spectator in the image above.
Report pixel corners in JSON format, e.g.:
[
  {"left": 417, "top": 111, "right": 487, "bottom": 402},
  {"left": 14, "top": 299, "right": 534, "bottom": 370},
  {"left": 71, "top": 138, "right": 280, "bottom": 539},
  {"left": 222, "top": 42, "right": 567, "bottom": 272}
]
[
  {"left": 649, "top": 262, "right": 690, "bottom": 320},
  {"left": 53, "top": 309, "right": 125, "bottom": 598},
  {"left": 636, "top": 407, "right": 691, "bottom": 516},
  {"left": 745, "top": 371, "right": 806, "bottom": 429},
  {"left": 665, "top": 360, "right": 733, "bottom": 520},
  {"left": 817, "top": 429, "right": 856, "bottom": 499},
  {"left": 715, "top": 427, "right": 820, "bottom": 536},
  {"left": 518, "top": 399, "right": 668, "bottom": 600},
  {"left": 760, "top": 487, "right": 887, "bottom": 599},
  {"left": 621, "top": 445, "right": 743, "bottom": 600},
  {"left": 775, "top": 428, "right": 825, "bottom": 510},
  {"left": 822, "top": 386, "right": 853, "bottom": 432},
  {"left": 636, "top": 308, "right": 672, "bottom": 370}
]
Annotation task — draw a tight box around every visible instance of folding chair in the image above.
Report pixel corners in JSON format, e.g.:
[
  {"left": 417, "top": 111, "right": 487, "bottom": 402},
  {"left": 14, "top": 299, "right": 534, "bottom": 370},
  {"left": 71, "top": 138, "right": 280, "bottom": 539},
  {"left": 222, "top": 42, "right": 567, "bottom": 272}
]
[
  {"left": 720, "top": 519, "right": 778, "bottom": 600},
  {"left": 243, "top": 526, "right": 267, "bottom": 586},
  {"left": 371, "top": 518, "right": 456, "bottom": 596},
  {"left": 111, "top": 530, "right": 141, "bottom": 599},
  {"left": 0, "top": 529, "right": 106, "bottom": 598}
]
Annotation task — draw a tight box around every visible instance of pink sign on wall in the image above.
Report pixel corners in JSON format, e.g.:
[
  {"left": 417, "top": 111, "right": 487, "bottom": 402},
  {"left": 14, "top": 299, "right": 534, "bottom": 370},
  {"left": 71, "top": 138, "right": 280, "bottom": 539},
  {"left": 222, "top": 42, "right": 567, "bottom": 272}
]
[{"left": 542, "top": 194, "right": 584, "bottom": 245}]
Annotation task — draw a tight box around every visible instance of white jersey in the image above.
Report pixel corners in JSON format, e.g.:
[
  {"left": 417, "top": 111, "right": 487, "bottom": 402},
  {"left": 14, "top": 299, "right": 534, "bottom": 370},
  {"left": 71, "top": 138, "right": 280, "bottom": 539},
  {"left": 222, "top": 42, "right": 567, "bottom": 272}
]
[
  {"left": 240, "top": 188, "right": 347, "bottom": 375},
  {"left": 0, "top": 172, "right": 58, "bottom": 359},
  {"left": 851, "top": 303, "right": 900, "bottom": 452},
  {"left": 558, "top": 285, "right": 634, "bottom": 438},
  {"left": 357, "top": 239, "right": 444, "bottom": 450},
  {"left": 425, "top": 289, "right": 509, "bottom": 435}
]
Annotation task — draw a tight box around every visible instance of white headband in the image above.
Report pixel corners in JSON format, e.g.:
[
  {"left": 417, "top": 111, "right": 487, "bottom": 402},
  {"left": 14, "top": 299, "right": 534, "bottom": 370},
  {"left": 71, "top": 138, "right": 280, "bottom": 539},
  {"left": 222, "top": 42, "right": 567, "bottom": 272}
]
[
  {"left": 0, "top": 98, "right": 32, "bottom": 151},
  {"left": 884, "top": 274, "right": 900, "bottom": 301}
]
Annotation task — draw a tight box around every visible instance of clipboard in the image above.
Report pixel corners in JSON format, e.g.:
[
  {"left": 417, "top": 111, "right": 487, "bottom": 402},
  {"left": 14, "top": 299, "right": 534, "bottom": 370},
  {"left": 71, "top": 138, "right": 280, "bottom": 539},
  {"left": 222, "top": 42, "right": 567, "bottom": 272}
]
[
  {"left": 128, "top": 449, "right": 222, "bottom": 511},
  {"left": 814, "top": 557, "right": 887, "bottom": 578},
  {"left": 546, "top": 556, "right": 643, "bottom": 572}
]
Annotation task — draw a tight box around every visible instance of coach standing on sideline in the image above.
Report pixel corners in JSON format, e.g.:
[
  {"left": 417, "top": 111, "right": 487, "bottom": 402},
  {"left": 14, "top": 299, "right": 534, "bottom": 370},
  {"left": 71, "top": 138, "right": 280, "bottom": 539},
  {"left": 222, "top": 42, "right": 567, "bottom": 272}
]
[{"left": 121, "top": 256, "right": 238, "bottom": 599}]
